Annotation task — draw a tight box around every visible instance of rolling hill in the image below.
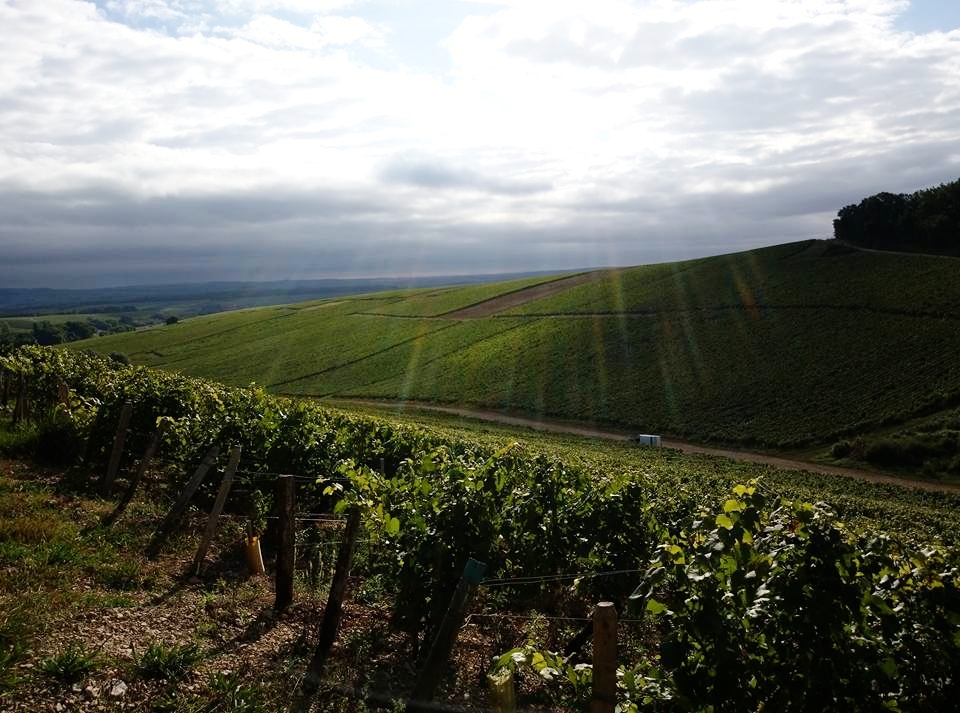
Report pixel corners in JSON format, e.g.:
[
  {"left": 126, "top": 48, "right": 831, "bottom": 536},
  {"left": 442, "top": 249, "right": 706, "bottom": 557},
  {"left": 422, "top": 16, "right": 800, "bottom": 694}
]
[{"left": 74, "top": 239, "right": 960, "bottom": 450}]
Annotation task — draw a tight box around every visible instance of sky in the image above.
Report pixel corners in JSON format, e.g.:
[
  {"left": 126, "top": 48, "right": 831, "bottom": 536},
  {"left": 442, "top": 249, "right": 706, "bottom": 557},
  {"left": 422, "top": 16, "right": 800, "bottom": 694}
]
[{"left": 1, "top": 0, "right": 959, "bottom": 288}]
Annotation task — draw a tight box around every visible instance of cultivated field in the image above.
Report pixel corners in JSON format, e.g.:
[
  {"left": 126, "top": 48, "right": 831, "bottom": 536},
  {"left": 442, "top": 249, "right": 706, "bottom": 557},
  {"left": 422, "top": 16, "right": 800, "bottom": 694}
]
[{"left": 76, "top": 240, "right": 960, "bottom": 477}]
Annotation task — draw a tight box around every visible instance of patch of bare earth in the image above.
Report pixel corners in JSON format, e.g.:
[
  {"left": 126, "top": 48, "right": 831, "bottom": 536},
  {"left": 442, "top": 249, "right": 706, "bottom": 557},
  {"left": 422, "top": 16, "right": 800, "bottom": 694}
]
[{"left": 441, "top": 271, "right": 614, "bottom": 319}]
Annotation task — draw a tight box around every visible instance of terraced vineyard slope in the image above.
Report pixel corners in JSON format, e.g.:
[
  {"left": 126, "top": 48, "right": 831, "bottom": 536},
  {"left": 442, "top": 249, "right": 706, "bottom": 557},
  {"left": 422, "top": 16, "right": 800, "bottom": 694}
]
[{"left": 77, "top": 240, "right": 960, "bottom": 453}]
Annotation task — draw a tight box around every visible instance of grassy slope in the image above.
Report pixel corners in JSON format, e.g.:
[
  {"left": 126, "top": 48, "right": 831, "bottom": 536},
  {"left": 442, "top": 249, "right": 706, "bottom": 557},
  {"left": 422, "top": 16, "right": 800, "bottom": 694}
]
[{"left": 79, "top": 241, "right": 960, "bottom": 448}]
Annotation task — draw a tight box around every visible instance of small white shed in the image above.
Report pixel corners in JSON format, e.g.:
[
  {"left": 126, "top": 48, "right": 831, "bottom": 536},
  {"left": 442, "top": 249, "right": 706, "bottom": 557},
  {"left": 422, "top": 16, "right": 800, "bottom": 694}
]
[{"left": 632, "top": 434, "right": 661, "bottom": 447}]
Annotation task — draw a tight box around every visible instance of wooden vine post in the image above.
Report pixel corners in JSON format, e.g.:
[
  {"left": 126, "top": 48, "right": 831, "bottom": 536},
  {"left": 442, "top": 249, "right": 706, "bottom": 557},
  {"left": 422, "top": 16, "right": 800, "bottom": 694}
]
[
  {"left": 101, "top": 421, "right": 167, "bottom": 527},
  {"left": 9, "top": 377, "right": 19, "bottom": 425},
  {"left": 147, "top": 445, "right": 220, "bottom": 558},
  {"left": 57, "top": 380, "right": 70, "bottom": 407},
  {"left": 100, "top": 401, "right": 133, "bottom": 495},
  {"left": 192, "top": 445, "right": 242, "bottom": 576},
  {"left": 409, "top": 558, "right": 487, "bottom": 710},
  {"left": 590, "top": 601, "right": 618, "bottom": 713},
  {"left": 12, "top": 376, "right": 28, "bottom": 425},
  {"left": 275, "top": 474, "right": 296, "bottom": 611},
  {"left": 294, "top": 507, "right": 362, "bottom": 709}
]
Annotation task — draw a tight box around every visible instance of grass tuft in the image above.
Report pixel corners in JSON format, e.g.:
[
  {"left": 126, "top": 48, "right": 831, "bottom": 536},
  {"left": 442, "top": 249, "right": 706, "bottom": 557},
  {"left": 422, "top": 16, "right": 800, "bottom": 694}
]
[
  {"left": 0, "top": 642, "right": 26, "bottom": 692},
  {"left": 38, "top": 641, "right": 100, "bottom": 683},
  {"left": 135, "top": 641, "right": 203, "bottom": 681},
  {"left": 206, "top": 671, "right": 268, "bottom": 712}
]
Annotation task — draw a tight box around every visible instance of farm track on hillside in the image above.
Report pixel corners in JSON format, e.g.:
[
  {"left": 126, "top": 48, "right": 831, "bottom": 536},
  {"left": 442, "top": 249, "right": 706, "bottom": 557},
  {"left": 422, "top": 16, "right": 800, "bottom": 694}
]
[
  {"left": 838, "top": 241, "right": 960, "bottom": 260},
  {"left": 505, "top": 303, "right": 960, "bottom": 321},
  {"left": 440, "top": 270, "right": 613, "bottom": 318},
  {"left": 344, "top": 400, "right": 960, "bottom": 494}
]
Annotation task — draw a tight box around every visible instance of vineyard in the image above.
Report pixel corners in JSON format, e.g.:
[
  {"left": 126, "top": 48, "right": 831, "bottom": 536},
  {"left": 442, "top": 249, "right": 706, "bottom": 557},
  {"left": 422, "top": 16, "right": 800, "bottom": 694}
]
[
  {"left": 76, "top": 240, "right": 960, "bottom": 463},
  {"left": 1, "top": 345, "right": 958, "bottom": 711}
]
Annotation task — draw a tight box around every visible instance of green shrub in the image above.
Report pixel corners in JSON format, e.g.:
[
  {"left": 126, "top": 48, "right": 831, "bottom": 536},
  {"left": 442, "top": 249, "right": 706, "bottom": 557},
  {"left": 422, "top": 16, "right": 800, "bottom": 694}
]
[
  {"left": 864, "top": 432, "right": 959, "bottom": 469},
  {"left": 831, "top": 439, "right": 852, "bottom": 458},
  {"left": 0, "top": 423, "right": 38, "bottom": 458},
  {"left": 622, "top": 483, "right": 960, "bottom": 712}
]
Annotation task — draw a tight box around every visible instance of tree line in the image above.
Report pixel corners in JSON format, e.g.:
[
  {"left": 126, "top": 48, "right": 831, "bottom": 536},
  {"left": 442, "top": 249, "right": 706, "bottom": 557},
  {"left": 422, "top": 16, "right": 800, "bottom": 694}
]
[
  {"left": 0, "top": 317, "right": 135, "bottom": 347},
  {"left": 833, "top": 177, "right": 960, "bottom": 255}
]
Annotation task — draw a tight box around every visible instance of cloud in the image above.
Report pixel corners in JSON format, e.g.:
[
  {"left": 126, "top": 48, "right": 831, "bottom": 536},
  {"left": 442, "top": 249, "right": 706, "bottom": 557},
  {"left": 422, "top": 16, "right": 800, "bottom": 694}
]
[
  {"left": 380, "top": 154, "right": 552, "bottom": 195},
  {"left": 223, "top": 0, "right": 358, "bottom": 14},
  {"left": 1, "top": 0, "right": 959, "bottom": 286},
  {"left": 228, "top": 13, "right": 382, "bottom": 49}
]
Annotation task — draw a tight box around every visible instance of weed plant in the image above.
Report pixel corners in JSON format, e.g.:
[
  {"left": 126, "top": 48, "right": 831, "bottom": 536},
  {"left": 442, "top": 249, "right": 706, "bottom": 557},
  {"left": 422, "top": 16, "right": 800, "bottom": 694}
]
[
  {"left": 38, "top": 642, "right": 100, "bottom": 683},
  {"left": 0, "top": 642, "right": 25, "bottom": 692},
  {"left": 135, "top": 641, "right": 204, "bottom": 681}
]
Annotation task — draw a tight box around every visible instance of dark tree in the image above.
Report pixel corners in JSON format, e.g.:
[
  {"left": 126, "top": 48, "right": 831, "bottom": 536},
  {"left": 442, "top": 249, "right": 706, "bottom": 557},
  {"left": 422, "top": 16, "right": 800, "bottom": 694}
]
[
  {"left": 63, "top": 320, "right": 96, "bottom": 342},
  {"left": 32, "top": 321, "right": 63, "bottom": 346},
  {"left": 833, "top": 178, "right": 960, "bottom": 255}
]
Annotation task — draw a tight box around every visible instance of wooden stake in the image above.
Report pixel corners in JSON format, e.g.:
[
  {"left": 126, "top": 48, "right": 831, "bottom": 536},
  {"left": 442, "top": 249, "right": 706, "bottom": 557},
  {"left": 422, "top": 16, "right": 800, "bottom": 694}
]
[
  {"left": 10, "top": 383, "right": 20, "bottom": 425},
  {"left": 12, "top": 377, "right": 27, "bottom": 425},
  {"left": 409, "top": 558, "right": 487, "bottom": 709},
  {"left": 1, "top": 370, "right": 9, "bottom": 409},
  {"left": 57, "top": 381, "right": 70, "bottom": 407},
  {"left": 101, "top": 423, "right": 167, "bottom": 527},
  {"left": 275, "top": 475, "right": 296, "bottom": 611},
  {"left": 146, "top": 445, "right": 220, "bottom": 559},
  {"left": 100, "top": 401, "right": 133, "bottom": 495},
  {"left": 20, "top": 377, "right": 28, "bottom": 423},
  {"left": 295, "top": 507, "right": 362, "bottom": 709},
  {"left": 192, "top": 445, "right": 242, "bottom": 575},
  {"left": 590, "top": 602, "right": 617, "bottom": 713}
]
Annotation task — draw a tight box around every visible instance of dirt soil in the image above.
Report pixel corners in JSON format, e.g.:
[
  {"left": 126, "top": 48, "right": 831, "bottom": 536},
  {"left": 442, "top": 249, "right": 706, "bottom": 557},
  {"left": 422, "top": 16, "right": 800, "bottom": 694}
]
[{"left": 442, "top": 271, "right": 613, "bottom": 319}]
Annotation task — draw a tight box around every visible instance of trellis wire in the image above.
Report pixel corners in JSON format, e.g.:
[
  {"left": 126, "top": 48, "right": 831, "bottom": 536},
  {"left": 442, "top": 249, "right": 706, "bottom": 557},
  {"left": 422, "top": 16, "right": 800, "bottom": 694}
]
[{"left": 480, "top": 568, "right": 644, "bottom": 588}]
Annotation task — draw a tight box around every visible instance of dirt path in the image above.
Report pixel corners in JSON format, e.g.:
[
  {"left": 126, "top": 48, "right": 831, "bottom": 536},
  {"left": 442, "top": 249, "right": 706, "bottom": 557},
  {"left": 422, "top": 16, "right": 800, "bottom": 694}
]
[
  {"left": 442, "top": 269, "right": 613, "bottom": 319},
  {"left": 343, "top": 401, "right": 960, "bottom": 494},
  {"left": 837, "top": 241, "right": 960, "bottom": 261}
]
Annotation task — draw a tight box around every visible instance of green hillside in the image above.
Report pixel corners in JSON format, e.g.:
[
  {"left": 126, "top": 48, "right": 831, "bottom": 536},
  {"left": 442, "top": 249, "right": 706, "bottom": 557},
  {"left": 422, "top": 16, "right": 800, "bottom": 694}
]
[{"left": 76, "top": 240, "right": 960, "bottom": 451}]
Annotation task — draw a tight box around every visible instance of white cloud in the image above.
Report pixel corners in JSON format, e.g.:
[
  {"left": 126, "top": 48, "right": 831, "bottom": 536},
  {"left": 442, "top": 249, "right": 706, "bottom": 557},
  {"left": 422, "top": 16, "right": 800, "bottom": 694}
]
[
  {"left": 1, "top": 0, "right": 959, "bottom": 286},
  {"left": 226, "top": 13, "right": 381, "bottom": 49},
  {"left": 221, "top": 0, "right": 358, "bottom": 14},
  {"left": 440, "top": 1, "right": 959, "bottom": 202}
]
